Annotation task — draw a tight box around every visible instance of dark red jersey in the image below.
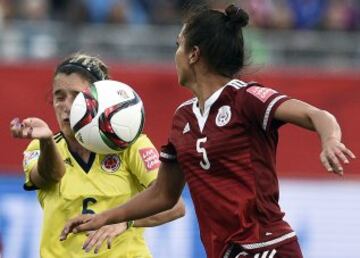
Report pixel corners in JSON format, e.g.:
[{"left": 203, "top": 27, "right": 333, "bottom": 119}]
[{"left": 160, "top": 80, "right": 296, "bottom": 258}]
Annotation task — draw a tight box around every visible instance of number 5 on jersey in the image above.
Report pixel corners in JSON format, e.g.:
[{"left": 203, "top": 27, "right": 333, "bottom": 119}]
[{"left": 196, "top": 137, "right": 211, "bottom": 170}]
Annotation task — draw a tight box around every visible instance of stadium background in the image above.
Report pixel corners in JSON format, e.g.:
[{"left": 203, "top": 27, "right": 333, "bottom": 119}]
[{"left": 0, "top": 0, "right": 359, "bottom": 257}]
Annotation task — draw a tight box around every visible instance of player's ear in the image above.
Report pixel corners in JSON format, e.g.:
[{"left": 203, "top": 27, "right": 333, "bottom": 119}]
[{"left": 188, "top": 46, "right": 200, "bottom": 65}]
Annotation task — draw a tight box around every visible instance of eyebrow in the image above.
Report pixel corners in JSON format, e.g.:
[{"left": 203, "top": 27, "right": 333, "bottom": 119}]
[
  {"left": 53, "top": 88, "right": 81, "bottom": 95},
  {"left": 53, "top": 89, "right": 64, "bottom": 96}
]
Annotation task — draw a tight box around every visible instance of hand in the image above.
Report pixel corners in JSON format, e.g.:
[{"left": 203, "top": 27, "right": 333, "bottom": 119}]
[
  {"left": 10, "top": 117, "right": 53, "bottom": 140},
  {"left": 320, "top": 138, "right": 356, "bottom": 175},
  {"left": 83, "top": 223, "right": 127, "bottom": 254},
  {"left": 60, "top": 214, "right": 107, "bottom": 241}
]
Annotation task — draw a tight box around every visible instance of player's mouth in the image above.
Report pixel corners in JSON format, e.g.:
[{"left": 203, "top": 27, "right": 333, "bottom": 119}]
[{"left": 63, "top": 118, "right": 70, "bottom": 124}]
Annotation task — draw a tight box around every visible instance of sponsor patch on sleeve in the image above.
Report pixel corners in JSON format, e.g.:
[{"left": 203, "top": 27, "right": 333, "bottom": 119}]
[
  {"left": 246, "top": 86, "right": 278, "bottom": 103},
  {"left": 139, "top": 148, "right": 161, "bottom": 171},
  {"left": 23, "top": 150, "right": 40, "bottom": 167}
]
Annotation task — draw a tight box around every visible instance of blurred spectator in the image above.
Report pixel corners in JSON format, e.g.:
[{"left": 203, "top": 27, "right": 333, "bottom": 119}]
[
  {"left": 141, "top": 0, "right": 189, "bottom": 25},
  {"left": 287, "top": 0, "right": 328, "bottom": 29},
  {"left": 324, "top": 0, "right": 360, "bottom": 30},
  {"left": 240, "top": 0, "right": 293, "bottom": 29},
  {"left": 83, "top": 0, "right": 130, "bottom": 24},
  {"left": 49, "top": 0, "right": 88, "bottom": 24},
  {"left": 18, "top": 0, "right": 49, "bottom": 21},
  {"left": 0, "top": 0, "right": 358, "bottom": 30},
  {"left": 0, "top": 0, "right": 15, "bottom": 25}
]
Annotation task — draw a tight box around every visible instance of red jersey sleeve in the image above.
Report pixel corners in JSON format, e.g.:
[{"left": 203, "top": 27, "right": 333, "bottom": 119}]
[{"left": 240, "top": 84, "right": 290, "bottom": 132}]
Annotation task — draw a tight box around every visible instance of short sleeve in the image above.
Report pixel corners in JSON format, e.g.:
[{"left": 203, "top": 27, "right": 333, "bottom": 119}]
[
  {"left": 240, "top": 85, "right": 290, "bottom": 132},
  {"left": 125, "top": 134, "right": 159, "bottom": 188},
  {"left": 23, "top": 140, "right": 40, "bottom": 190}
]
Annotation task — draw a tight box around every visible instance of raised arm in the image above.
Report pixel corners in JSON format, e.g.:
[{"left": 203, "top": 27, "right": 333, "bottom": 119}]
[
  {"left": 274, "top": 99, "right": 356, "bottom": 175},
  {"left": 10, "top": 117, "right": 65, "bottom": 188},
  {"left": 60, "top": 161, "right": 186, "bottom": 239}
]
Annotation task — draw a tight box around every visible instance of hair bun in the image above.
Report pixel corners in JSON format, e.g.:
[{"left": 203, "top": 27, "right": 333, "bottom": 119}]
[{"left": 225, "top": 4, "right": 249, "bottom": 28}]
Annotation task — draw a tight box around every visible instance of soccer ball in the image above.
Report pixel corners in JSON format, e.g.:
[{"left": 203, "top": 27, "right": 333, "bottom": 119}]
[{"left": 70, "top": 80, "right": 144, "bottom": 154}]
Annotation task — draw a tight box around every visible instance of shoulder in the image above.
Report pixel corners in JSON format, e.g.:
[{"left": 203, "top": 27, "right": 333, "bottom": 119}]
[
  {"left": 225, "top": 80, "right": 279, "bottom": 102},
  {"left": 175, "top": 97, "right": 196, "bottom": 112},
  {"left": 126, "top": 134, "right": 156, "bottom": 154},
  {"left": 222, "top": 79, "right": 254, "bottom": 97}
]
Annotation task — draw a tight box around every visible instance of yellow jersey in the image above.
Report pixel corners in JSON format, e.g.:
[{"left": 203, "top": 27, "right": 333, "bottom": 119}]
[{"left": 23, "top": 133, "right": 160, "bottom": 258}]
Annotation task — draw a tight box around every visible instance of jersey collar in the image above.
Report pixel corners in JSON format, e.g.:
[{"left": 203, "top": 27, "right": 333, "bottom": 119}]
[{"left": 192, "top": 79, "right": 241, "bottom": 132}]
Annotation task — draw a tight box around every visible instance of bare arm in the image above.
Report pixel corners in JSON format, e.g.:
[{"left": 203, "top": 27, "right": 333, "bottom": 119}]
[
  {"left": 132, "top": 193, "right": 185, "bottom": 228},
  {"left": 10, "top": 117, "right": 65, "bottom": 188},
  {"left": 274, "top": 99, "right": 356, "bottom": 174},
  {"left": 60, "top": 161, "right": 186, "bottom": 238}
]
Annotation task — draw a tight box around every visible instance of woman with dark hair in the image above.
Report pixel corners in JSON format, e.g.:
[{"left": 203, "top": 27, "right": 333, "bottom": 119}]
[
  {"left": 60, "top": 5, "right": 355, "bottom": 258},
  {"left": 10, "top": 53, "right": 185, "bottom": 258}
]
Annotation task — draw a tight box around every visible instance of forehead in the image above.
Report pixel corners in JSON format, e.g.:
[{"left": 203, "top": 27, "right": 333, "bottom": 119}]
[{"left": 53, "top": 73, "right": 90, "bottom": 93}]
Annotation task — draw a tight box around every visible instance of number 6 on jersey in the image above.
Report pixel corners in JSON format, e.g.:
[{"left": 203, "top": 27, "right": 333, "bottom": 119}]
[{"left": 196, "top": 137, "right": 211, "bottom": 170}]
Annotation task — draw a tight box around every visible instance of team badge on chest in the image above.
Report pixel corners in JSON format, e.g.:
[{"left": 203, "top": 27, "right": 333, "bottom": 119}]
[
  {"left": 216, "top": 105, "right": 231, "bottom": 127},
  {"left": 101, "top": 154, "right": 121, "bottom": 173}
]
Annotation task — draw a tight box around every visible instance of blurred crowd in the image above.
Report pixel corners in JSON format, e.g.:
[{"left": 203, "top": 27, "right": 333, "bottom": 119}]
[{"left": 0, "top": 0, "right": 359, "bottom": 30}]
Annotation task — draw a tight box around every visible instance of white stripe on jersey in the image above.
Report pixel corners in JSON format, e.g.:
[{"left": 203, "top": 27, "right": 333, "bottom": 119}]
[
  {"left": 242, "top": 231, "right": 296, "bottom": 250},
  {"left": 176, "top": 97, "right": 196, "bottom": 111},
  {"left": 222, "top": 245, "right": 234, "bottom": 258},
  {"left": 254, "top": 250, "right": 276, "bottom": 258},
  {"left": 262, "top": 95, "right": 287, "bottom": 131},
  {"left": 227, "top": 79, "right": 248, "bottom": 89},
  {"left": 159, "top": 152, "right": 176, "bottom": 160},
  {"left": 268, "top": 249, "right": 277, "bottom": 258}
]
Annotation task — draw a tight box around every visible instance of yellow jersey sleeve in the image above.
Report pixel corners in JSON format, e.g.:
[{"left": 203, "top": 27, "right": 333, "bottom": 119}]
[
  {"left": 23, "top": 139, "right": 40, "bottom": 189},
  {"left": 125, "top": 134, "right": 160, "bottom": 188}
]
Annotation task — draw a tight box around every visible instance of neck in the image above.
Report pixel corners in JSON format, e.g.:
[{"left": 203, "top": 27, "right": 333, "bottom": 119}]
[
  {"left": 188, "top": 72, "right": 231, "bottom": 112},
  {"left": 66, "top": 134, "right": 92, "bottom": 162}
]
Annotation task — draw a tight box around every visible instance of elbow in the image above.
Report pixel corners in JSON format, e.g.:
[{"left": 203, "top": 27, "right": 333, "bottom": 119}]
[
  {"left": 307, "top": 109, "right": 337, "bottom": 130},
  {"left": 51, "top": 173, "right": 64, "bottom": 183},
  {"left": 173, "top": 198, "right": 186, "bottom": 218},
  {"left": 49, "top": 167, "right": 65, "bottom": 182},
  {"left": 162, "top": 197, "right": 185, "bottom": 221},
  {"left": 162, "top": 195, "right": 185, "bottom": 219},
  {"left": 317, "top": 109, "right": 336, "bottom": 119},
  {"left": 312, "top": 109, "right": 336, "bottom": 121}
]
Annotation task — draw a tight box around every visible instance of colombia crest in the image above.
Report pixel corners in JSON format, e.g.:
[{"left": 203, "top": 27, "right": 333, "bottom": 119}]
[{"left": 101, "top": 154, "right": 121, "bottom": 173}]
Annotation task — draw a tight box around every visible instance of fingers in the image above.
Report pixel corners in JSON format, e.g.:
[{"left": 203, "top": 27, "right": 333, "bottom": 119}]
[
  {"left": 320, "top": 143, "right": 356, "bottom": 175},
  {"left": 82, "top": 223, "right": 126, "bottom": 253},
  {"left": 320, "top": 154, "right": 333, "bottom": 172},
  {"left": 60, "top": 215, "right": 92, "bottom": 241},
  {"left": 10, "top": 117, "right": 23, "bottom": 138},
  {"left": 22, "top": 118, "right": 34, "bottom": 138},
  {"left": 107, "top": 235, "right": 115, "bottom": 249},
  {"left": 10, "top": 117, "right": 33, "bottom": 139},
  {"left": 343, "top": 148, "right": 356, "bottom": 160},
  {"left": 92, "top": 231, "right": 108, "bottom": 254},
  {"left": 22, "top": 118, "right": 33, "bottom": 127},
  {"left": 10, "top": 117, "right": 20, "bottom": 127},
  {"left": 72, "top": 220, "right": 97, "bottom": 233},
  {"left": 83, "top": 227, "right": 110, "bottom": 254}
]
